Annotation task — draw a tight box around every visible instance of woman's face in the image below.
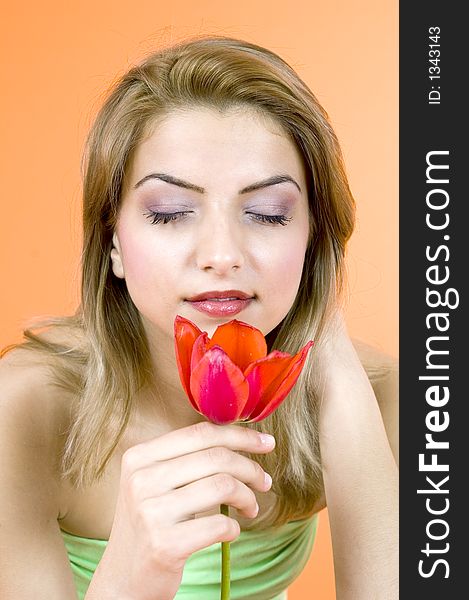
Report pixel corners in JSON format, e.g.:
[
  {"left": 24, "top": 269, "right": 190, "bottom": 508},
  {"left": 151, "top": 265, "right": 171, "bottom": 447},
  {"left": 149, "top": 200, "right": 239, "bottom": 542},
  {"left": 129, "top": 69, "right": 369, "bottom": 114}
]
[{"left": 111, "top": 107, "right": 310, "bottom": 349}]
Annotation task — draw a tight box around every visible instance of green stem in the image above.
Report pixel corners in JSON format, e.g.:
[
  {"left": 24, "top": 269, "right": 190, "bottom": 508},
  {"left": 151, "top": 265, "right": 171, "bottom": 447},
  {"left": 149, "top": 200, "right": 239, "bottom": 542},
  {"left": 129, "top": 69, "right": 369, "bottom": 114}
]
[{"left": 220, "top": 503, "right": 231, "bottom": 600}]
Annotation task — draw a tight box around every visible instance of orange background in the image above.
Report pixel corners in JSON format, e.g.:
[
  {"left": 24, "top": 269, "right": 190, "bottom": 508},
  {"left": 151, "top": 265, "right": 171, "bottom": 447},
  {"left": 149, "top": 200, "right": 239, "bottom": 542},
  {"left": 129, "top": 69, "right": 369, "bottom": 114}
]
[{"left": 0, "top": 1, "right": 397, "bottom": 598}]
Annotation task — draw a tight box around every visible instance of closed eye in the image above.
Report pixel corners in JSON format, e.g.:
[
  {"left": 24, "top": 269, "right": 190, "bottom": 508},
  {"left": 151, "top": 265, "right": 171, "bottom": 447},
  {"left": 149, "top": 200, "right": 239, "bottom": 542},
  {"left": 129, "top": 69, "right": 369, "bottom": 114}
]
[
  {"left": 144, "top": 210, "right": 292, "bottom": 226},
  {"left": 247, "top": 213, "right": 292, "bottom": 226},
  {"left": 144, "top": 210, "right": 192, "bottom": 225}
]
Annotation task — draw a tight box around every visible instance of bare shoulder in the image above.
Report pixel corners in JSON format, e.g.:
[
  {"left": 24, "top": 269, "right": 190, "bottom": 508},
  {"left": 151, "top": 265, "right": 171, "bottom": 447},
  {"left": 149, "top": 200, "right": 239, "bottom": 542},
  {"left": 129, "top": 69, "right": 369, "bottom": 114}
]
[
  {"left": 352, "top": 338, "right": 398, "bottom": 399},
  {"left": 0, "top": 343, "right": 72, "bottom": 484},
  {"left": 0, "top": 321, "right": 83, "bottom": 406},
  {"left": 0, "top": 343, "right": 78, "bottom": 596},
  {"left": 352, "top": 338, "right": 399, "bottom": 465},
  {"left": 352, "top": 338, "right": 398, "bottom": 376},
  {"left": 0, "top": 330, "right": 79, "bottom": 506}
]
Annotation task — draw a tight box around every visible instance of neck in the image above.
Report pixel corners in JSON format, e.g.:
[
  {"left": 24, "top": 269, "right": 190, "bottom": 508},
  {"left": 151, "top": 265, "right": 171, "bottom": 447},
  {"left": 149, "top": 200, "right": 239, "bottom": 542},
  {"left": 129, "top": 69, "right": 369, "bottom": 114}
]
[{"left": 136, "top": 326, "right": 205, "bottom": 433}]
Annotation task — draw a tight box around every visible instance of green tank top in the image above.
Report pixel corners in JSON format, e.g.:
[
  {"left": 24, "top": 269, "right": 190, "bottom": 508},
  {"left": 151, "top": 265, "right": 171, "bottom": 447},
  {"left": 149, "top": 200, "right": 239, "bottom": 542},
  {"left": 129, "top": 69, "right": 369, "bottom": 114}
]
[{"left": 61, "top": 513, "right": 318, "bottom": 599}]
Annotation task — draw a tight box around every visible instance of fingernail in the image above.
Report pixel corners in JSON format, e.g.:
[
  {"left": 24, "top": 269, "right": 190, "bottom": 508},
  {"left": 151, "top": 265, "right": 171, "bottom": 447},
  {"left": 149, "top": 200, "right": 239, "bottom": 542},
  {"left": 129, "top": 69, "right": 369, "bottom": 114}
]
[
  {"left": 264, "top": 472, "right": 272, "bottom": 489},
  {"left": 259, "top": 433, "right": 275, "bottom": 447}
]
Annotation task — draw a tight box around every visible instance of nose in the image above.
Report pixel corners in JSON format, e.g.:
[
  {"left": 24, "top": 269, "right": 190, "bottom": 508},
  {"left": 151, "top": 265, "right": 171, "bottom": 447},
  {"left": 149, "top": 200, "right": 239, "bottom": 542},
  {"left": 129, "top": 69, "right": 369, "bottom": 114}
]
[{"left": 195, "top": 212, "right": 245, "bottom": 275}]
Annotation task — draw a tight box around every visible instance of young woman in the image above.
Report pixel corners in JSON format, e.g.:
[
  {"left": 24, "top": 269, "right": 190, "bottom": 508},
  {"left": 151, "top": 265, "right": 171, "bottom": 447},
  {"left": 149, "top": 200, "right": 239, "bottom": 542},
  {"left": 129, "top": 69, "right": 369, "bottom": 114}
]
[{"left": 0, "top": 37, "right": 398, "bottom": 599}]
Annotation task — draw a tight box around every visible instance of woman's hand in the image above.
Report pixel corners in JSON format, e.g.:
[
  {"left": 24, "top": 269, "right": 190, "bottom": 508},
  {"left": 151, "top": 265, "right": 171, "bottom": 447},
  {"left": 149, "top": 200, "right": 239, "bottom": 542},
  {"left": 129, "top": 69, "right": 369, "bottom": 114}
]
[{"left": 85, "top": 422, "right": 275, "bottom": 600}]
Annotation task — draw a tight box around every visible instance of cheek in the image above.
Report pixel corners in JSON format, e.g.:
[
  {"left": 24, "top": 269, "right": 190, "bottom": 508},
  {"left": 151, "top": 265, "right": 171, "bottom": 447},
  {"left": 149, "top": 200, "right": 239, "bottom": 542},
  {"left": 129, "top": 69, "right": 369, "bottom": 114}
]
[
  {"left": 253, "top": 235, "right": 307, "bottom": 335},
  {"left": 120, "top": 237, "right": 154, "bottom": 282},
  {"left": 259, "top": 235, "right": 307, "bottom": 295},
  {"left": 117, "top": 226, "right": 172, "bottom": 295}
]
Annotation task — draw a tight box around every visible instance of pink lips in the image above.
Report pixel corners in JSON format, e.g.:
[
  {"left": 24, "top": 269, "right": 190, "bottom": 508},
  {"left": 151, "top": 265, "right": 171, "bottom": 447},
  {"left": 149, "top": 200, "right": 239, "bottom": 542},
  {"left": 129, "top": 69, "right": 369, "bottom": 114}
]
[{"left": 186, "top": 290, "right": 254, "bottom": 317}]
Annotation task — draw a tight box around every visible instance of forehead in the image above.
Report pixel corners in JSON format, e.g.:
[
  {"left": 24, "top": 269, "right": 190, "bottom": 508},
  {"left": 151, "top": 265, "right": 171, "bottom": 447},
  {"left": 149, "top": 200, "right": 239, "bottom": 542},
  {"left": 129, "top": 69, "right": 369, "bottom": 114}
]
[{"left": 125, "top": 106, "right": 307, "bottom": 188}]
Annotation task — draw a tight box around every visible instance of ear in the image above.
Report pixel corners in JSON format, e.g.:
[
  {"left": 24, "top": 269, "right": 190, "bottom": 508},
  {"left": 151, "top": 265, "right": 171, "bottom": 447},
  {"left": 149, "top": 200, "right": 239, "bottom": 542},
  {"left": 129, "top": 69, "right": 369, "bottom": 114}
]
[{"left": 110, "top": 232, "right": 125, "bottom": 279}]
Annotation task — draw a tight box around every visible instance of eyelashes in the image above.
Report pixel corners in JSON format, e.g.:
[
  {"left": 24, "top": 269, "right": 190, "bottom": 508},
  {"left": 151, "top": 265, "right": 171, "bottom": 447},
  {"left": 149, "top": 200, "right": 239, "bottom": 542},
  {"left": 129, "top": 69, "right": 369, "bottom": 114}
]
[
  {"left": 248, "top": 213, "right": 292, "bottom": 226},
  {"left": 144, "top": 210, "right": 292, "bottom": 226},
  {"left": 145, "top": 210, "right": 192, "bottom": 225}
]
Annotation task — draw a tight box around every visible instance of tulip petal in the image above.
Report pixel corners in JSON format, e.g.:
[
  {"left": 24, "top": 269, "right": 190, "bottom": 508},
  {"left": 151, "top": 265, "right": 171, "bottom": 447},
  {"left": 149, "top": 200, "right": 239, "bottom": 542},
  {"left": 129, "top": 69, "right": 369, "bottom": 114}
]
[
  {"left": 243, "top": 341, "right": 314, "bottom": 422},
  {"left": 190, "top": 346, "right": 249, "bottom": 425},
  {"left": 208, "top": 319, "right": 267, "bottom": 372},
  {"left": 239, "top": 350, "right": 291, "bottom": 420},
  {"left": 191, "top": 332, "right": 210, "bottom": 372},
  {"left": 174, "top": 316, "right": 203, "bottom": 410}
]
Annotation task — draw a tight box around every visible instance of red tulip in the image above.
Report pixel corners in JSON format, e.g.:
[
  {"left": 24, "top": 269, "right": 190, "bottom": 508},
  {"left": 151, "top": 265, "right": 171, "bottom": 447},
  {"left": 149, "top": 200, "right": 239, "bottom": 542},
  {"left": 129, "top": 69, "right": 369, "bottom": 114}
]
[{"left": 174, "top": 316, "right": 313, "bottom": 425}]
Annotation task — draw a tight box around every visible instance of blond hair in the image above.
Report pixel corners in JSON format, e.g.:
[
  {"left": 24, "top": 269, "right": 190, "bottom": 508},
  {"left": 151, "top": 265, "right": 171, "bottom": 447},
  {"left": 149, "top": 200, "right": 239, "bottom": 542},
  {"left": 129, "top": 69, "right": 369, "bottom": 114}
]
[{"left": 4, "top": 36, "right": 355, "bottom": 529}]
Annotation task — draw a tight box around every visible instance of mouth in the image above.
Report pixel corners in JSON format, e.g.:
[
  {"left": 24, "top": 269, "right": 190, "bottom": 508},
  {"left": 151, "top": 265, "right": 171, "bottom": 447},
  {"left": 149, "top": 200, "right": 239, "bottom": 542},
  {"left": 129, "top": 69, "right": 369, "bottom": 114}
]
[
  {"left": 186, "top": 290, "right": 253, "bottom": 302},
  {"left": 185, "top": 290, "right": 254, "bottom": 317}
]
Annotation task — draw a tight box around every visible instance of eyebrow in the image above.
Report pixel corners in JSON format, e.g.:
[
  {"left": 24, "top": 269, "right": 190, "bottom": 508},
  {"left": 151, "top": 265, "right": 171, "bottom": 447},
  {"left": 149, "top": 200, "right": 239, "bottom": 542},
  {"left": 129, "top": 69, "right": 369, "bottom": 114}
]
[{"left": 133, "top": 172, "right": 302, "bottom": 194}]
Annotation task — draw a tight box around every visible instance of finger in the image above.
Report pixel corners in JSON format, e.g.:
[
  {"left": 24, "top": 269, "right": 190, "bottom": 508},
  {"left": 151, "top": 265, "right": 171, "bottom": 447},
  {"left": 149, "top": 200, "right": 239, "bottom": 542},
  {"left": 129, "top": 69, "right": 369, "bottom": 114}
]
[
  {"left": 150, "top": 473, "right": 260, "bottom": 522},
  {"left": 153, "top": 513, "right": 241, "bottom": 568},
  {"left": 122, "top": 421, "right": 275, "bottom": 471},
  {"left": 127, "top": 446, "right": 272, "bottom": 499}
]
